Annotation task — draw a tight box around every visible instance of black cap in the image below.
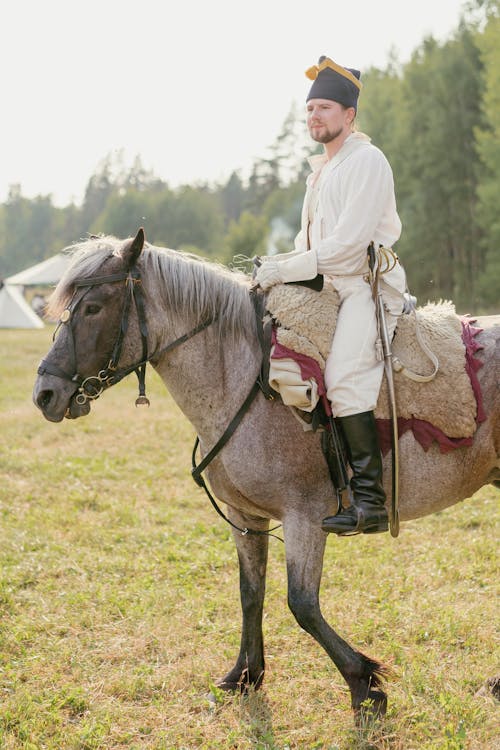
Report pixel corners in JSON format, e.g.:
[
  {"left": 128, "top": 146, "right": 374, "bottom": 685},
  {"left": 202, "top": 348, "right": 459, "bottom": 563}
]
[{"left": 306, "top": 56, "right": 362, "bottom": 110}]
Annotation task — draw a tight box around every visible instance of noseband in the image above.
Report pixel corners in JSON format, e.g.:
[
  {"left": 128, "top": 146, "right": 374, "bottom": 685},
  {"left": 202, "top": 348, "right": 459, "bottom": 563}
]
[{"left": 37, "top": 261, "right": 213, "bottom": 408}]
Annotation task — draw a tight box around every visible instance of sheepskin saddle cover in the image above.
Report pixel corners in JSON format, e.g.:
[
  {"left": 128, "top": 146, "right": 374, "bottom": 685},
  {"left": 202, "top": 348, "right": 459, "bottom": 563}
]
[{"left": 266, "top": 283, "right": 477, "bottom": 439}]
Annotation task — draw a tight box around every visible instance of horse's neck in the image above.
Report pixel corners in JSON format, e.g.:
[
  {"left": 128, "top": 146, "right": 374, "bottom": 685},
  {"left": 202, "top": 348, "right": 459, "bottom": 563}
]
[{"left": 153, "top": 325, "right": 261, "bottom": 441}]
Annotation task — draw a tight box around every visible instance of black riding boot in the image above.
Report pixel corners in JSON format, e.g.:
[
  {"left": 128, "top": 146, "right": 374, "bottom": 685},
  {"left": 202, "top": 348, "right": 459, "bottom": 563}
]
[{"left": 322, "top": 411, "right": 388, "bottom": 535}]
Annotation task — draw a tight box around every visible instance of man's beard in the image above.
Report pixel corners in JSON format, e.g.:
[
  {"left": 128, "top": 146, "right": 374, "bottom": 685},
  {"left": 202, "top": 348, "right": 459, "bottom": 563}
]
[{"left": 309, "top": 125, "right": 343, "bottom": 144}]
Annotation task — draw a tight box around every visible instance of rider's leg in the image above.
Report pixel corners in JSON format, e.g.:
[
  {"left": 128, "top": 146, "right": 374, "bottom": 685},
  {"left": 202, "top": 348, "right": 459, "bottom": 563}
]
[
  {"left": 322, "top": 410, "right": 388, "bottom": 534},
  {"left": 322, "top": 277, "right": 397, "bottom": 535}
]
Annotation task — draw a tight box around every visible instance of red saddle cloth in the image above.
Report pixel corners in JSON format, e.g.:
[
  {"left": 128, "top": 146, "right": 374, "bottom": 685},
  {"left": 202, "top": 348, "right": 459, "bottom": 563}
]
[{"left": 271, "top": 317, "right": 486, "bottom": 455}]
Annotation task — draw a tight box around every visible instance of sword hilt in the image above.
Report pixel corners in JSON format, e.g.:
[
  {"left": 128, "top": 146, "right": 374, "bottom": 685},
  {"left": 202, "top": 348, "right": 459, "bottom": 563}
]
[{"left": 367, "top": 241, "right": 377, "bottom": 272}]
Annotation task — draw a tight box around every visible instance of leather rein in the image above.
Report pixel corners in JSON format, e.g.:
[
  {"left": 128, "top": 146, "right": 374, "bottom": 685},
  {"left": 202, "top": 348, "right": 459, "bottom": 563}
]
[{"left": 38, "top": 260, "right": 282, "bottom": 540}]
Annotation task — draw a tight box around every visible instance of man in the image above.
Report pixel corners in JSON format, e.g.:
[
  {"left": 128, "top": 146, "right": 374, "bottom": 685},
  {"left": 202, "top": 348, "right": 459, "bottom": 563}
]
[{"left": 253, "top": 56, "right": 407, "bottom": 535}]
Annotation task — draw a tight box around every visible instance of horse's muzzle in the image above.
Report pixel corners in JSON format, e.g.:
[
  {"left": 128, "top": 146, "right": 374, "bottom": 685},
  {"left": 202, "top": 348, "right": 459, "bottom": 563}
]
[{"left": 33, "top": 376, "right": 90, "bottom": 422}]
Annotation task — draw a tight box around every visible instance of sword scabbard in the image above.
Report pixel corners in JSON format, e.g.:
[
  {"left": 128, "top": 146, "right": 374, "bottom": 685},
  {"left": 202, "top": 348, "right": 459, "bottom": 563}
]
[{"left": 367, "top": 241, "right": 400, "bottom": 538}]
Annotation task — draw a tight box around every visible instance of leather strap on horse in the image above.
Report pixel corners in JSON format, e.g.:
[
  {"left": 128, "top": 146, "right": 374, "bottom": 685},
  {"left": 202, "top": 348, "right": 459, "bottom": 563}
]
[
  {"left": 191, "top": 380, "right": 261, "bottom": 484},
  {"left": 189, "top": 292, "right": 283, "bottom": 541},
  {"left": 392, "top": 320, "right": 439, "bottom": 382},
  {"left": 191, "top": 380, "right": 283, "bottom": 541},
  {"left": 250, "top": 289, "right": 280, "bottom": 401}
]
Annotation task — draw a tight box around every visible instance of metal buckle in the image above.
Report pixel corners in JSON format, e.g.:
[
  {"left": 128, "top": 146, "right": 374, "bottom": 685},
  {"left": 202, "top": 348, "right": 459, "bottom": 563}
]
[{"left": 76, "top": 375, "right": 105, "bottom": 404}]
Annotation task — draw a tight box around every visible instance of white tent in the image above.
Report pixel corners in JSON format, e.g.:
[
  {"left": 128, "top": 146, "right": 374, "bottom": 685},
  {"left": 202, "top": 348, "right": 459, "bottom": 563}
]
[
  {"left": 5, "top": 253, "right": 71, "bottom": 286},
  {"left": 2, "top": 252, "right": 72, "bottom": 328},
  {"left": 0, "top": 283, "right": 44, "bottom": 329}
]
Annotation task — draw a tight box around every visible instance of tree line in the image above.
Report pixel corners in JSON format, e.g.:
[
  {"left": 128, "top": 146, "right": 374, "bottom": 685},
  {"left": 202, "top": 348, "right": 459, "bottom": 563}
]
[{"left": 0, "top": 0, "right": 498, "bottom": 313}]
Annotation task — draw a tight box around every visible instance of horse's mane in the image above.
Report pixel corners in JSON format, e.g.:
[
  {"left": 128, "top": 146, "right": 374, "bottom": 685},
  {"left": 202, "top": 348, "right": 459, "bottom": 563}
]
[{"left": 47, "top": 235, "right": 257, "bottom": 342}]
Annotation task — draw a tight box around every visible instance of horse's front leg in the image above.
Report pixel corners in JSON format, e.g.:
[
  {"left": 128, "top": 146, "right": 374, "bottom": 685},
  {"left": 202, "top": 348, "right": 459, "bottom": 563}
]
[
  {"left": 283, "top": 515, "right": 389, "bottom": 717},
  {"left": 216, "top": 507, "right": 269, "bottom": 693}
]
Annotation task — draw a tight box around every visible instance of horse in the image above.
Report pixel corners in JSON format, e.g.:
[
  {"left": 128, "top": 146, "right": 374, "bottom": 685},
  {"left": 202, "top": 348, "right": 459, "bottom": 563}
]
[{"left": 33, "top": 229, "right": 500, "bottom": 718}]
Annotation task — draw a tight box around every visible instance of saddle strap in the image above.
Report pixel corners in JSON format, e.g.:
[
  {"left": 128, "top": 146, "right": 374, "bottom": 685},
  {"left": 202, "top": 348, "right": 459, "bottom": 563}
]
[{"left": 392, "top": 311, "right": 439, "bottom": 383}]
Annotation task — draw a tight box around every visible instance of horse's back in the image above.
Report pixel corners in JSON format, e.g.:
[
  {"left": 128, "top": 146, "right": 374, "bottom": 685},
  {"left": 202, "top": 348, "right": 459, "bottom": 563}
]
[{"left": 396, "top": 313, "right": 499, "bottom": 521}]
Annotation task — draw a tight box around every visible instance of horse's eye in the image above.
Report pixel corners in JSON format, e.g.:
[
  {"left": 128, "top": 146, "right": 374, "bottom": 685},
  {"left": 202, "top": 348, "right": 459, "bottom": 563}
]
[{"left": 84, "top": 303, "right": 102, "bottom": 316}]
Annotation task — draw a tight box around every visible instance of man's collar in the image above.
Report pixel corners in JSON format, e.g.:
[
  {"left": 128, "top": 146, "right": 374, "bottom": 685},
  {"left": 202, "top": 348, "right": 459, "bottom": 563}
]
[
  {"left": 308, "top": 131, "right": 371, "bottom": 171},
  {"left": 308, "top": 153, "right": 328, "bottom": 172}
]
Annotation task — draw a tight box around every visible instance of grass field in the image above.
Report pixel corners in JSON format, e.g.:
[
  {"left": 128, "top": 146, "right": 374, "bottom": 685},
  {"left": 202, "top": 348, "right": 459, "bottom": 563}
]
[{"left": 0, "top": 328, "right": 498, "bottom": 750}]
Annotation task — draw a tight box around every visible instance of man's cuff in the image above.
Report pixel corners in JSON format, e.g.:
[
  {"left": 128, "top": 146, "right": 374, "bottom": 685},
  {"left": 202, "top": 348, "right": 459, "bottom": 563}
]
[{"left": 279, "top": 251, "right": 318, "bottom": 283}]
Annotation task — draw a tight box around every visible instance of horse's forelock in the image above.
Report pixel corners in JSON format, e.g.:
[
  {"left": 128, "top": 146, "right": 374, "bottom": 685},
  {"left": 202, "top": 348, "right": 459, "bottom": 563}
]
[{"left": 46, "top": 236, "right": 124, "bottom": 318}]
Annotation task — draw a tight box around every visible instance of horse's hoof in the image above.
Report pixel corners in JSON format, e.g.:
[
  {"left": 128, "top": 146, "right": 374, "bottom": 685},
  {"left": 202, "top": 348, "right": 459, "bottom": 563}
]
[
  {"left": 354, "top": 689, "right": 388, "bottom": 725},
  {"left": 215, "top": 667, "right": 264, "bottom": 695},
  {"left": 215, "top": 679, "right": 242, "bottom": 693},
  {"left": 205, "top": 679, "right": 239, "bottom": 708},
  {"left": 214, "top": 679, "right": 258, "bottom": 696}
]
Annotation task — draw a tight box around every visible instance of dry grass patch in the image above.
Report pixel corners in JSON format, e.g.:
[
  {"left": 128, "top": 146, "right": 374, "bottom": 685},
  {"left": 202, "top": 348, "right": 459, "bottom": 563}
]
[{"left": 0, "top": 329, "right": 498, "bottom": 749}]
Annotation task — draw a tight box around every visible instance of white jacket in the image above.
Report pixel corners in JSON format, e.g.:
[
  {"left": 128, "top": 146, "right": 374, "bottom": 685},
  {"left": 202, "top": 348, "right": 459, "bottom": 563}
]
[{"left": 295, "top": 132, "right": 407, "bottom": 298}]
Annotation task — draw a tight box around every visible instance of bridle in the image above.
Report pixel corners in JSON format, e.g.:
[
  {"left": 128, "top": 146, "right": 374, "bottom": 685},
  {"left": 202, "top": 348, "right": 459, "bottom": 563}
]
[
  {"left": 37, "top": 255, "right": 282, "bottom": 540},
  {"left": 37, "top": 260, "right": 212, "bottom": 408}
]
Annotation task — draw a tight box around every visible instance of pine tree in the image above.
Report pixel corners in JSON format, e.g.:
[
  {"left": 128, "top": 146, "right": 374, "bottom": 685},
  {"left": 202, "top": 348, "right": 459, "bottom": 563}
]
[{"left": 475, "top": 2, "right": 500, "bottom": 308}]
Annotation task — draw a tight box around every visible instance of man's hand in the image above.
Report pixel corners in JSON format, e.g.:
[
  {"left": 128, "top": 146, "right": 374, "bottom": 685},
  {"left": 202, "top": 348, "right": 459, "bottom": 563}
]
[
  {"left": 252, "top": 251, "right": 318, "bottom": 291},
  {"left": 252, "top": 259, "right": 283, "bottom": 291}
]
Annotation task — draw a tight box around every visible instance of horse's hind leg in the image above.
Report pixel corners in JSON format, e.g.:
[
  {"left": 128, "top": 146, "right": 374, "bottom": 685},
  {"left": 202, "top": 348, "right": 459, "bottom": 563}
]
[
  {"left": 283, "top": 516, "right": 388, "bottom": 716},
  {"left": 216, "top": 509, "right": 269, "bottom": 693}
]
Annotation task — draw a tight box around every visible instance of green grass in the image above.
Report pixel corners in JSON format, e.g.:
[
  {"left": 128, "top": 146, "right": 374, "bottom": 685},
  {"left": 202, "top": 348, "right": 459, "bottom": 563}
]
[{"left": 0, "top": 328, "right": 498, "bottom": 749}]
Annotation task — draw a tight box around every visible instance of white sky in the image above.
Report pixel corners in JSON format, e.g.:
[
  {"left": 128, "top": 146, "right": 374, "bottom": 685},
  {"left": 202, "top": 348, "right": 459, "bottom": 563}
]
[{"left": 1, "top": 0, "right": 468, "bottom": 207}]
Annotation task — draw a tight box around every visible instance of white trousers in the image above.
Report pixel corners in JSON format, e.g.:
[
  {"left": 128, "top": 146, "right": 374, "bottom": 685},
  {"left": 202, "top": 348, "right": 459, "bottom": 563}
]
[{"left": 325, "top": 275, "right": 400, "bottom": 418}]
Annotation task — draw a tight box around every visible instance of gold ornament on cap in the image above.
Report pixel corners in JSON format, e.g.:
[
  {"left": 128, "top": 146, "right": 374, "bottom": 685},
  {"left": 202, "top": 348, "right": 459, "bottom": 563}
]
[
  {"left": 305, "top": 65, "right": 319, "bottom": 80},
  {"left": 304, "top": 58, "right": 362, "bottom": 90}
]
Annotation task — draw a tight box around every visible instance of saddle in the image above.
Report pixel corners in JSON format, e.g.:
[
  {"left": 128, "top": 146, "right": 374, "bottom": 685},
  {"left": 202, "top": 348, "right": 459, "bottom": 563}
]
[{"left": 264, "top": 283, "right": 485, "bottom": 453}]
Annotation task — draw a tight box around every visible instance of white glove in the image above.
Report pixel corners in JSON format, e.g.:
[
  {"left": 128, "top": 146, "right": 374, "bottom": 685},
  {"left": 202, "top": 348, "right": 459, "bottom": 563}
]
[
  {"left": 253, "top": 251, "right": 318, "bottom": 291},
  {"left": 253, "top": 259, "right": 282, "bottom": 289}
]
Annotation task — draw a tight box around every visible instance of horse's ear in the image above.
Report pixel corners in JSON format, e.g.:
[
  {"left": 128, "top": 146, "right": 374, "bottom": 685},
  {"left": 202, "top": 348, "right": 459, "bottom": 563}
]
[{"left": 125, "top": 227, "right": 145, "bottom": 268}]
